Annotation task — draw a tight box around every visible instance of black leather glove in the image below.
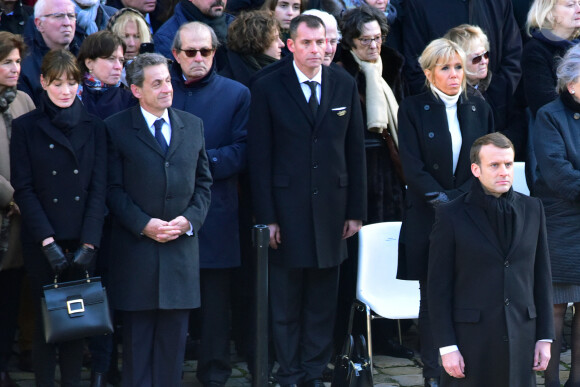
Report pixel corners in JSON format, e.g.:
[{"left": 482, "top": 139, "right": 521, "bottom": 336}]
[
  {"left": 425, "top": 191, "right": 450, "bottom": 208},
  {"left": 41, "top": 242, "right": 68, "bottom": 274},
  {"left": 72, "top": 245, "right": 96, "bottom": 271}
]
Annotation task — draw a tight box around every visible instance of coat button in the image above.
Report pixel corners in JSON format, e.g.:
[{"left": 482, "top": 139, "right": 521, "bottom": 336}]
[
  {"left": 504, "top": 260, "right": 510, "bottom": 267},
  {"left": 74, "top": 196, "right": 80, "bottom": 201},
  {"left": 313, "top": 136, "right": 318, "bottom": 143},
  {"left": 49, "top": 144, "right": 54, "bottom": 149},
  {"left": 502, "top": 335, "right": 509, "bottom": 342},
  {"left": 52, "top": 198, "right": 58, "bottom": 203},
  {"left": 472, "top": 105, "right": 476, "bottom": 111},
  {"left": 504, "top": 298, "right": 510, "bottom": 306},
  {"left": 428, "top": 132, "right": 434, "bottom": 138},
  {"left": 52, "top": 170, "right": 57, "bottom": 175},
  {"left": 313, "top": 188, "right": 318, "bottom": 195},
  {"left": 574, "top": 113, "right": 580, "bottom": 120},
  {"left": 312, "top": 162, "right": 318, "bottom": 169},
  {"left": 165, "top": 162, "right": 170, "bottom": 167},
  {"left": 212, "top": 157, "right": 218, "bottom": 162},
  {"left": 424, "top": 105, "right": 430, "bottom": 111},
  {"left": 433, "top": 163, "right": 439, "bottom": 170},
  {"left": 73, "top": 169, "right": 79, "bottom": 174}
]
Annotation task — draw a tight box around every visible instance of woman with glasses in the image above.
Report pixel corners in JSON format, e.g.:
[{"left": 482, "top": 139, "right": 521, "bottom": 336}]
[
  {"left": 523, "top": 0, "right": 580, "bottom": 117},
  {"left": 444, "top": 25, "right": 491, "bottom": 101},
  {"left": 397, "top": 38, "right": 493, "bottom": 387},
  {"left": 10, "top": 49, "right": 106, "bottom": 387}
]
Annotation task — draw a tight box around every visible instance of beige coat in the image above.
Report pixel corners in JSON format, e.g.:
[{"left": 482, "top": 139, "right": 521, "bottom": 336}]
[{"left": 0, "top": 90, "right": 35, "bottom": 270}]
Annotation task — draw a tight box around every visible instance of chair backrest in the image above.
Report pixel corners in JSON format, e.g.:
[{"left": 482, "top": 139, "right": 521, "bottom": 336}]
[
  {"left": 357, "top": 222, "right": 420, "bottom": 320},
  {"left": 512, "top": 161, "right": 529, "bottom": 196}
]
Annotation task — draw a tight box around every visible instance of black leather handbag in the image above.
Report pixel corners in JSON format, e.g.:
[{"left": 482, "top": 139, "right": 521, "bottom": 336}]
[
  {"left": 331, "top": 334, "right": 373, "bottom": 387},
  {"left": 41, "top": 274, "right": 113, "bottom": 344}
]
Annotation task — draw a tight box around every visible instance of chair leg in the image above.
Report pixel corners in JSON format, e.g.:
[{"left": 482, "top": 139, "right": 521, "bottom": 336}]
[
  {"left": 365, "top": 305, "right": 373, "bottom": 374},
  {"left": 397, "top": 319, "right": 403, "bottom": 345}
]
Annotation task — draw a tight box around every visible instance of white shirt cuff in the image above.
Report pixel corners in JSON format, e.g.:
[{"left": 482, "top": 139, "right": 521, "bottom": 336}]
[
  {"left": 440, "top": 345, "right": 459, "bottom": 355},
  {"left": 539, "top": 339, "right": 553, "bottom": 343},
  {"left": 186, "top": 222, "right": 194, "bottom": 236}
]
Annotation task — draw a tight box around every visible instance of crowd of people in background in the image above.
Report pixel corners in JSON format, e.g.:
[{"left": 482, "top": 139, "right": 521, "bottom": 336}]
[{"left": 0, "top": 0, "right": 579, "bottom": 386}]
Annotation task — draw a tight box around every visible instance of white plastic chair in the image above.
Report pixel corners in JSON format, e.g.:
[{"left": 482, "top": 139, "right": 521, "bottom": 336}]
[
  {"left": 512, "top": 161, "right": 529, "bottom": 196},
  {"left": 351, "top": 221, "right": 420, "bottom": 370}
]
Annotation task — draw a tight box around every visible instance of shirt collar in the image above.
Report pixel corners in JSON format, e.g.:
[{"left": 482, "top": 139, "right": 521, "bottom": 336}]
[
  {"left": 140, "top": 106, "right": 170, "bottom": 129},
  {"left": 293, "top": 61, "right": 322, "bottom": 85}
]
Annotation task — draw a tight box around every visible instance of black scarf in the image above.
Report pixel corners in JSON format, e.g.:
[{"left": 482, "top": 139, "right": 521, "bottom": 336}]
[
  {"left": 0, "top": 87, "right": 16, "bottom": 140},
  {"left": 561, "top": 89, "right": 580, "bottom": 113},
  {"left": 240, "top": 53, "right": 277, "bottom": 72},
  {"left": 39, "top": 91, "right": 84, "bottom": 137},
  {"left": 179, "top": 0, "right": 228, "bottom": 43},
  {"left": 470, "top": 178, "right": 516, "bottom": 255}
]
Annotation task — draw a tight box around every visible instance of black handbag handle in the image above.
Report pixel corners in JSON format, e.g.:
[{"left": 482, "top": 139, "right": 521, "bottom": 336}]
[{"left": 51, "top": 271, "right": 91, "bottom": 289}]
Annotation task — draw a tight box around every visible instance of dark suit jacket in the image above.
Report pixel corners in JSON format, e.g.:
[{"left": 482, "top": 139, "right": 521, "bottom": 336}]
[
  {"left": 105, "top": 106, "right": 212, "bottom": 311},
  {"left": 10, "top": 101, "right": 107, "bottom": 246},
  {"left": 397, "top": 91, "right": 494, "bottom": 280},
  {"left": 428, "top": 186, "right": 554, "bottom": 387},
  {"left": 247, "top": 60, "right": 367, "bottom": 268}
]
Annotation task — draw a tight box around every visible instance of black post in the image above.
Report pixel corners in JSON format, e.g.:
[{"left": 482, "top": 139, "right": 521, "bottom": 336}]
[{"left": 253, "top": 224, "right": 269, "bottom": 387}]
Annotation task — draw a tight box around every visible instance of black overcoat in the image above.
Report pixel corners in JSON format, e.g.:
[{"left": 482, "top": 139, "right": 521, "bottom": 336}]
[
  {"left": 428, "top": 188, "right": 554, "bottom": 387},
  {"left": 105, "top": 106, "right": 212, "bottom": 310},
  {"left": 397, "top": 91, "right": 493, "bottom": 280},
  {"left": 247, "top": 60, "right": 367, "bottom": 268}
]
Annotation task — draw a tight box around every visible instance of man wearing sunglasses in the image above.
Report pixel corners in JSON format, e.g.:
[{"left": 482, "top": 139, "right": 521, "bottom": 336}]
[
  {"left": 18, "top": 0, "right": 81, "bottom": 104},
  {"left": 170, "top": 21, "right": 250, "bottom": 387}
]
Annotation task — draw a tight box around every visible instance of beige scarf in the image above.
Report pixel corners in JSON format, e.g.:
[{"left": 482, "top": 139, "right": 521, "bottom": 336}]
[{"left": 350, "top": 50, "right": 399, "bottom": 147}]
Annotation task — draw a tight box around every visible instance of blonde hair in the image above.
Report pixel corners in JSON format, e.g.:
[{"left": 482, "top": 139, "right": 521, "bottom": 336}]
[
  {"left": 526, "top": 0, "right": 580, "bottom": 38},
  {"left": 418, "top": 38, "right": 467, "bottom": 91},
  {"left": 444, "top": 24, "right": 490, "bottom": 55},
  {"left": 108, "top": 8, "right": 152, "bottom": 46}
]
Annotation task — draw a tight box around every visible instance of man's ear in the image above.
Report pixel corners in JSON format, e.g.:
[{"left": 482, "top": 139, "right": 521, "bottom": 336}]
[
  {"left": 287, "top": 38, "right": 295, "bottom": 54},
  {"left": 172, "top": 49, "right": 180, "bottom": 63},
  {"left": 130, "top": 84, "right": 141, "bottom": 99},
  {"left": 34, "top": 17, "right": 43, "bottom": 32},
  {"left": 471, "top": 162, "right": 481, "bottom": 178}
]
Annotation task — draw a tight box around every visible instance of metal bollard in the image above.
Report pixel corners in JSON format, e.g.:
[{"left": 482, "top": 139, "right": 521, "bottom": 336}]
[{"left": 252, "top": 224, "right": 269, "bottom": 387}]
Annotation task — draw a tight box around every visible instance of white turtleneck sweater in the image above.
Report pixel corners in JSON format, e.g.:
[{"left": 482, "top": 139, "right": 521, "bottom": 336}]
[{"left": 431, "top": 85, "right": 462, "bottom": 174}]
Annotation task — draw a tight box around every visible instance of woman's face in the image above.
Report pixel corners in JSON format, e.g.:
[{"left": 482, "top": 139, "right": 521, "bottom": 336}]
[
  {"left": 263, "top": 29, "right": 285, "bottom": 59},
  {"left": 123, "top": 20, "right": 142, "bottom": 60},
  {"left": 465, "top": 39, "right": 488, "bottom": 83},
  {"left": 364, "top": 0, "right": 388, "bottom": 12},
  {"left": 426, "top": 52, "right": 464, "bottom": 96},
  {"left": 274, "top": 0, "right": 301, "bottom": 30},
  {"left": 85, "top": 45, "right": 124, "bottom": 85},
  {"left": 351, "top": 21, "right": 382, "bottom": 63},
  {"left": 0, "top": 48, "right": 21, "bottom": 90},
  {"left": 551, "top": 0, "right": 580, "bottom": 38},
  {"left": 41, "top": 72, "right": 78, "bottom": 108}
]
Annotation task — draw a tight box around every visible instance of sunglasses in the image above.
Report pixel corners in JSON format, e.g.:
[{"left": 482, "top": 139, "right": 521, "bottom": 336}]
[
  {"left": 178, "top": 48, "right": 214, "bottom": 58},
  {"left": 471, "top": 51, "right": 489, "bottom": 65}
]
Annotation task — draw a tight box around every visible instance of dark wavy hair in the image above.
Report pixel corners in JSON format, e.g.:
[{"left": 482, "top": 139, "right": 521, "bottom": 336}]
[
  {"left": 340, "top": 5, "right": 388, "bottom": 51},
  {"left": 227, "top": 10, "right": 280, "bottom": 55},
  {"left": 77, "top": 30, "right": 126, "bottom": 75}
]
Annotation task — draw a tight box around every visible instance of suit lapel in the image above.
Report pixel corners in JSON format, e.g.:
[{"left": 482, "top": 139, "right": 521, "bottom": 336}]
[
  {"left": 506, "top": 194, "right": 526, "bottom": 259},
  {"left": 281, "top": 62, "right": 315, "bottom": 125},
  {"left": 38, "top": 115, "right": 75, "bottom": 154},
  {"left": 464, "top": 193, "right": 504, "bottom": 257},
  {"left": 314, "top": 66, "right": 333, "bottom": 130},
  {"left": 132, "top": 107, "right": 167, "bottom": 158},
  {"left": 166, "top": 108, "right": 184, "bottom": 159}
]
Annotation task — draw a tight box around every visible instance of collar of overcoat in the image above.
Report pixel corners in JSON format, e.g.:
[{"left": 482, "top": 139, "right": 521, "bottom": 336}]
[{"left": 131, "top": 106, "right": 186, "bottom": 159}]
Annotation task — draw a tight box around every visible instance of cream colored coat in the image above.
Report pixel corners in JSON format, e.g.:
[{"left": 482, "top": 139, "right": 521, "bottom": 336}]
[{"left": 0, "top": 90, "right": 35, "bottom": 270}]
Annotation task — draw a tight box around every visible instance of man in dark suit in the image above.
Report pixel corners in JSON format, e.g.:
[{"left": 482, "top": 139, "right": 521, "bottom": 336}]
[
  {"left": 105, "top": 53, "right": 212, "bottom": 387},
  {"left": 428, "top": 133, "right": 553, "bottom": 387},
  {"left": 247, "top": 14, "right": 366, "bottom": 387}
]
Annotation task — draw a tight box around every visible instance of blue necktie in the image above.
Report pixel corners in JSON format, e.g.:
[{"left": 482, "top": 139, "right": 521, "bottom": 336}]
[{"left": 154, "top": 118, "right": 168, "bottom": 155}]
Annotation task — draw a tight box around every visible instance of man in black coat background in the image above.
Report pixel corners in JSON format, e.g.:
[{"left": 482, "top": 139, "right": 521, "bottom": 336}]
[
  {"left": 428, "top": 133, "right": 553, "bottom": 387},
  {"left": 247, "top": 14, "right": 366, "bottom": 387},
  {"left": 105, "top": 53, "right": 212, "bottom": 387}
]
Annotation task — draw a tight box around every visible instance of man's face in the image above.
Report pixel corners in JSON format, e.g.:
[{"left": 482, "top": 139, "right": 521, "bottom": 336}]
[
  {"left": 287, "top": 23, "right": 325, "bottom": 76},
  {"left": 190, "top": 0, "right": 226, "bottom": 18},
  {"left": 121, "top": 0, "right": 156, "bottom": 14},
  {"left": 471, "top": 144, "right": 515, "bottom": 197},
  {"left": 131, "top": 64, "right": 173, "bottom": 117},
  {"left": 35, "top": 0, "right": 76, "bottom": 50},
  {"left": 172, "top": 28, "right": 215, "bottom": 82},
  {"left": 323, "top": 23, "right": 338, "bottom": 66}
]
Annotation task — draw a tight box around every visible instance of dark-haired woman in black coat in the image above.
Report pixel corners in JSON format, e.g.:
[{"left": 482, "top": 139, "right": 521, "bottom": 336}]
[{"left": 10, "top": 49, "right": 106, "bottom": 387}]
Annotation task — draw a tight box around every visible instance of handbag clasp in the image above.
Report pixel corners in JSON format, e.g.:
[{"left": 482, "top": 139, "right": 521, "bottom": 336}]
[{"left": 67, "top": 299, "right": 85, "bottom": 315}]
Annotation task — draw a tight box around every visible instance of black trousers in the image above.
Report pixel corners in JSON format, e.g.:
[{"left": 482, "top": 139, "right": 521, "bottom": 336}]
[
  {"left": 196, "top": 268, "right": 233, "bottom": 385},
  {"left": 122, "top": 309, "right": 189, "bottom": 387},
  {"left": 0, "top": 268, "right": 24, "bottom": 371},
  {"left": 269, "top": 263, "right": 340, "bottom": 385},
  {"left": 419, "top": 280, "right": 442, "bottom": 379}
]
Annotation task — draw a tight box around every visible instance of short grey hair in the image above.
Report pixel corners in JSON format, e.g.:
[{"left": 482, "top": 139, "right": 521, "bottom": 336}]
[
  {"left": 127, "top": 53, "right": 168, "bottom": 87},
  {"left": 171, "top": 22, "right": 220, "bottom": 52},
  {"left": 557, "top": 45, "right": 580, "bottom": 93},
  {"left": 34, "top": 0, "right": 75, "bottom": 18},
  {"left": 303, "top": 9, "right": 341, "bottom": 40}
]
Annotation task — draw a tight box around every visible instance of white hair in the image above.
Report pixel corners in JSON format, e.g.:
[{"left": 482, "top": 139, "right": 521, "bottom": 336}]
[
  {"left": 34, "top": 0, "right": 75, "bottom": 18},
  {"left": 303, "top": 9, "right": 341, "bottom": 39}
]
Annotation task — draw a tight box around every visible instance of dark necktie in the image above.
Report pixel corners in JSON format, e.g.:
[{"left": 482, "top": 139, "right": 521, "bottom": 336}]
[
  {"left": 305, "top": 81, "right": 318, "bottom": 116},
  {"left": 153, "top": 118, "right": 169, "bottom": 155}
]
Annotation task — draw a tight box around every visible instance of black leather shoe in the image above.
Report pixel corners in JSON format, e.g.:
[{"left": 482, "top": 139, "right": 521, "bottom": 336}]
[
  {"left": 377, "top": 338, "right": 415, "bottom": 359},
  {"left": 280, "top": 384, "right": 298, "bottom": 387},
  {"left": 425, "top": 377, "right": 440, "bottom": 387},
  {"left": 91, "top": 371, "right": 108, "bottom": 387},
  {"left": 0, "top": 371, "right": 17, "bottom": 387},
  {"left": 301, "top": 379, "right": 325, "bottom": 387}
]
